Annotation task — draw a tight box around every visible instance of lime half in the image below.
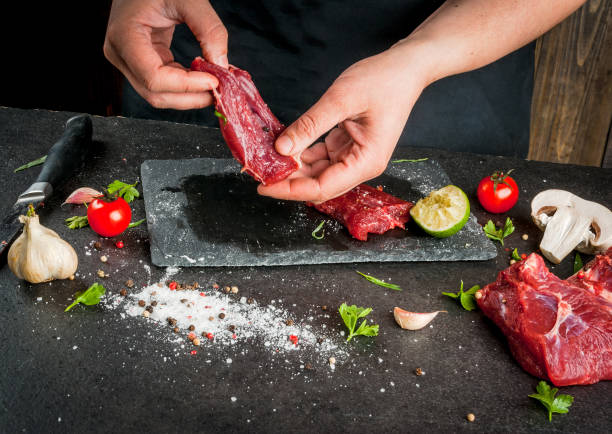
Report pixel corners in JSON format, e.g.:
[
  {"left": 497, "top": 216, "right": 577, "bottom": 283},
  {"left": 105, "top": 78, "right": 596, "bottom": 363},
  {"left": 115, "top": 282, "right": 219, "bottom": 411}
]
[{"left": 410, "top": 185, "right": 470, "bottom": 238}]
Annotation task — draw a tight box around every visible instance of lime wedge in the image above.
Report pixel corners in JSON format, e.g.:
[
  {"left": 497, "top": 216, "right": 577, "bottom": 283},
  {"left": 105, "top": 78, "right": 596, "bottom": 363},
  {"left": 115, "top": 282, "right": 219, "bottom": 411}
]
[{"left": 410, "top": 185, "right": 470, "bottom": 238}]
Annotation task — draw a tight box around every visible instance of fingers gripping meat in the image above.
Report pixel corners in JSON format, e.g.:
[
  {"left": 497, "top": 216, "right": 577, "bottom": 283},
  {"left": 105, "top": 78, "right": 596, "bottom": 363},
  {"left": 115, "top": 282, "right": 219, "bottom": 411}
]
[{"left": 191, "top": 58, "right": 299, "bottom": 185}]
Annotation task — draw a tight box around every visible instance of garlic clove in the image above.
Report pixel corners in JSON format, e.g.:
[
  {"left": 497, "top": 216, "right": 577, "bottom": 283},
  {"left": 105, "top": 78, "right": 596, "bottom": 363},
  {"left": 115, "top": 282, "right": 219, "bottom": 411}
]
[
  {"left": 62, "top": 187, "right": 102, "bottom": 206},
  {"left": 8, "top": 213, "right": 78, "bottom": 283},
  {"left": 393, "top": 307, "right": 446, "bottom": 330}
]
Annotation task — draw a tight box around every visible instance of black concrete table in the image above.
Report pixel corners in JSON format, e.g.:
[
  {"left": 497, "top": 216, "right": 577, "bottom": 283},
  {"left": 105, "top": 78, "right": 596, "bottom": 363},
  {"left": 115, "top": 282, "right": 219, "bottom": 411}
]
[{"left": 0, "top": 107, "right": 610, "bottom": 433}]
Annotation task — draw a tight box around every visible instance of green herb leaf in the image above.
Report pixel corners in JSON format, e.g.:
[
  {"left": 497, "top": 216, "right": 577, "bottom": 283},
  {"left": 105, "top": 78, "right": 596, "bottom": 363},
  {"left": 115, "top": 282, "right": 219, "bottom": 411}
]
[
  {"left": 214, "top": 110, "right": 228, "bottom": 124},
  {"left": 312, "top": 221, "right": 325, "bottom": 240},
  {"left": 107, "top": 180, "right": 140, "bottom": 203},
  {"left": 65, "top": 215, "right": 89, "bottom": 229},
  {"left": 391, "top": 158, "right": 428, "bottom": 163},
  {"left": 573, "top": 253, "right": 583, "bottom": 274},
  {"left": 512, "top": 248, "right": 522, "bottom": 261},
  {"left": 65, "top": 283, "right": 106, "bottom": 312},
  {"left": 14, "top": 155, "right": 47, "bottom": 173},
  {"left": 442, "top": 280, "right": 480, "bottom": 311},
  {"left": 339, "top": 302, "right": 379, "bottom": 342},
  {"left": 128, "top": 218, "right": 146, "bottom": 228},
  {"left": 529, "top": 381, "right": 574, "bottom": 422},
  {"left": 483, "top": 218, "right": 514, "bottom": 246},
  {"left": 356, "top": 271, "right": 401, "bottom": 291}
]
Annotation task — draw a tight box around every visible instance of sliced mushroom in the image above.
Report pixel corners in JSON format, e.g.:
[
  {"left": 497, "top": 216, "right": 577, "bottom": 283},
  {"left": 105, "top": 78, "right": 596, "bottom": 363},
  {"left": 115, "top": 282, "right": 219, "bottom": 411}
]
[{"left": 530, "top": 189, "right": 612, "bottom": 263}]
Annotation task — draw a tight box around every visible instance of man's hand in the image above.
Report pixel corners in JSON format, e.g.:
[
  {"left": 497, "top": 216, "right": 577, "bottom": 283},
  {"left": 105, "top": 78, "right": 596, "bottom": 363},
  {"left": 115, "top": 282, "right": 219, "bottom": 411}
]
[
  {"left": 258, "top": 45, "right": 430, "bottom": 203},
  {"left": 104, "top": 0, "right": 228, "bottom": 110}
]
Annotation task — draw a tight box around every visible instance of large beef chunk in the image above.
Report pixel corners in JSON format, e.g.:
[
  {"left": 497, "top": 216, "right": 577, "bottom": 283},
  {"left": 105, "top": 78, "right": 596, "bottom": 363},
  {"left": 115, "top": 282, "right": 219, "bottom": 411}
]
[
  {"left": 476, "top": 248, "right": 612, "bottom": 386},
  {"left": 309, "top": 184, "right": 413, "bottom": 241},
  {"left": 191, "top": 58, "right": 299, "bottom": 185}
]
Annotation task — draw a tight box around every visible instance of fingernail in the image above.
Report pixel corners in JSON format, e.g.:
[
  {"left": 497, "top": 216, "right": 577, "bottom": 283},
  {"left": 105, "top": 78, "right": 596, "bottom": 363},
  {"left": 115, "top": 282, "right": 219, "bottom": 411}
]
[{"left": 276, "top": 135, "right": 293, "bottom": 155}]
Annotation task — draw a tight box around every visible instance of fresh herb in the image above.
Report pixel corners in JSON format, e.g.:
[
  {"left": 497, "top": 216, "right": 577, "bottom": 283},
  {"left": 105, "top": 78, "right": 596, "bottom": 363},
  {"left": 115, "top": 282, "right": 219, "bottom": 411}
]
[
  {"left": 529, "top": 381, "right": 574, "bottom": 422},
  {"left": 573, "top": 253, "right": 583, "bottom": 274},
  {"left": 214, "top": 110, "right": 228, "bottom": 124},
  {"left": 442, "top": 280, "right": 480, "bottom": 311},
  {"left": 107, "top": 180, "right": 139, "bottom": 203},
  {"left": 128, "top": 218, "right": 146, "bottom": 228},
  {"left": 512, "top": 248, "right": 522, "bottom": 261},
  {"left": 14, "top": 155, "right": 47, "bottom": 173},
  {"left": 339, "top": 302, "right": 379, "bottom": 342},
  {"left": 483, "top": 217, "right": 515, "bottom": 246},
  {"left": 64, "top": 283, "right": 106, "bottom": 312},
  {"left": 312, "top": 221, "right": 325, "bottom": 239},
  {"left": 391, "top": 158, "right": 428, "bottom": 163},
  {"left": 65, "top": 215, "right": 89, "bottom": 229},
  {"left": 356, "top": 271, "right": 401, "bottom": 291}
]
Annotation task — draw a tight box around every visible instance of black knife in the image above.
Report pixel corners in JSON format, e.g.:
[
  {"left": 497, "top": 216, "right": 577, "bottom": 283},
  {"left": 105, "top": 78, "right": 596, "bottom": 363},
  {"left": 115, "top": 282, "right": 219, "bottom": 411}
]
[{"left": 0, "top": 114, "right": 93, "bottom": 257}]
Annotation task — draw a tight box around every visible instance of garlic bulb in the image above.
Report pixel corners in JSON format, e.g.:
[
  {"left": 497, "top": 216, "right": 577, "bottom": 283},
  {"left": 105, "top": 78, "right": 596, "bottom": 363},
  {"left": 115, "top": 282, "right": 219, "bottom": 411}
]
[{"left": 8, "top": 212, "right": 78, "bottom": 283}]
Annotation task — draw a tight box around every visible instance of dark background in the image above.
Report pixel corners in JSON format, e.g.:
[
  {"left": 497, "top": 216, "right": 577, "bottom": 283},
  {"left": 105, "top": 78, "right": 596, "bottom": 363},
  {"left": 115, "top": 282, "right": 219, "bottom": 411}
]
[{"left": 2, "top": 1, "right": 121, "bottom": 116}]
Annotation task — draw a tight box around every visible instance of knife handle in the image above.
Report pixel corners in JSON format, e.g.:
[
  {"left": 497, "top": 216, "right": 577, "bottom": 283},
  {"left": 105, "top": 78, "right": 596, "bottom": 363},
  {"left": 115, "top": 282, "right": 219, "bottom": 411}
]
[{"left": 35, "top": 114, "right": 93, "bottom": 188}]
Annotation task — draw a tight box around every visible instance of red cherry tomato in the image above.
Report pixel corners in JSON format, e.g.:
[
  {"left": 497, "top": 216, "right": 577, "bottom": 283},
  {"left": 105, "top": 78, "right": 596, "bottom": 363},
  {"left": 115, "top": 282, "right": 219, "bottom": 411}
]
[
  {"left": 477, "top": 170, "right": 519, "bottom": 213},
  {"left": 87, "top": 197, "right": 132, "bottom": 237}
]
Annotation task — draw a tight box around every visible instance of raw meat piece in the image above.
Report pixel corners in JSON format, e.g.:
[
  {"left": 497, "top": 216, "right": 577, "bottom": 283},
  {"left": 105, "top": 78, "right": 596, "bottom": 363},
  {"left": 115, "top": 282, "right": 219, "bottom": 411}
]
[
  {"left": 309, "top": 184, "right": 413, "bottom": 241},
  {"left": 191, "top": 57, "right": 299, "bottom": 185},
  {"left": 476, "top": 248, "right": 612, "bottom": 386}
]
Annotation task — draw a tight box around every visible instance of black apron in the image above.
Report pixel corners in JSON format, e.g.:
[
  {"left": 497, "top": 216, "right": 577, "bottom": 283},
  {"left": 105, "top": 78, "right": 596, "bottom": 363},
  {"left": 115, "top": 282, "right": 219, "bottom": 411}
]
[{"left": 122, "top": 0, "right": 533, "bottom": 158}]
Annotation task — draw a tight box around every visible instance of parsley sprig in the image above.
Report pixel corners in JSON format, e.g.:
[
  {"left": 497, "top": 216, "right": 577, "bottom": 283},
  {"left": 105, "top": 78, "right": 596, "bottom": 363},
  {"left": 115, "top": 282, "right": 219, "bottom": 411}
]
[
  {"left": 65, "top": 215, "right": 89, "bottom": 229},
  {"left": 356, "top": 271, "right": 401, "bottom": 291},
  {"left": 442, "top": 280, "right": 480, "bottom": 311},
  {"left": 483, "top": 217, "right": 514, "bottom": 245},
  {"left": 107, "top": 180, "right": 140, "bottom": 203},
  {"left": 529, "top": 381, "right": 573, "bottom": 422},
  {"left": 339, "top": 303, "right": 379, "bottom": 342},
  {"left": 65, "top": 283, "right": 106, "bottom": 312},
  {"left": 573, "top": 253, "right": 583, "bottom": 274}
]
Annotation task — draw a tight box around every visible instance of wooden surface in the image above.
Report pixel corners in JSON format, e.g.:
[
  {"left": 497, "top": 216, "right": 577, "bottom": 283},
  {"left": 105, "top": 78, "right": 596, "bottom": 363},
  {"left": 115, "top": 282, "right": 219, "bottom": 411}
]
[{"left": 529, "top": 0, "right": 612, "bottom": 167}]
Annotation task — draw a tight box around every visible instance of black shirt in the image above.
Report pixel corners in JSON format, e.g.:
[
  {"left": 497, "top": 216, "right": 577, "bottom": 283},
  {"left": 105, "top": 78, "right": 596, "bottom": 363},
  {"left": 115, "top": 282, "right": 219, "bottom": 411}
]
[{"left": 122, "top": 0, "right": 533, "bottom": 158}]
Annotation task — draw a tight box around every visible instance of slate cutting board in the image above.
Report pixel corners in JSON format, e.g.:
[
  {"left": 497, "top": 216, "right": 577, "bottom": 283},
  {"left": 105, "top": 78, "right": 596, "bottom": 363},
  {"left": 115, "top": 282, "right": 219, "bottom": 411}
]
[{"left": 141, "top": 158, "right": 496, "bottom": 266}]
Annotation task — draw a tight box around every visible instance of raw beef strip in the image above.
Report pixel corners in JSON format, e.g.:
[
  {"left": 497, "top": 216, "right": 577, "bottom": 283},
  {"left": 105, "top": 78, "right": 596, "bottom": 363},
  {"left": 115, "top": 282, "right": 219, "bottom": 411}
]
[
  {"left": 476, "top": 248, "right": 612, "bottom": 386},
  {"left": 191, "top": 57, "right": 299, "bottom": 185},
  {"left": 309, "top": 184, "right": 413, "bottom": 241}
]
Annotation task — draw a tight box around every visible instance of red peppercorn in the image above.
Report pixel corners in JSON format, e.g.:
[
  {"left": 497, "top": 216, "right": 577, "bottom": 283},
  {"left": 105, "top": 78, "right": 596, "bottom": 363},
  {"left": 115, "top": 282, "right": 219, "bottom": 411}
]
[
  {"left": 289, "top": 334, "right": 299, "bottom": 346},
  {"left": 232, "top": 333, "right": 237, "bottom": 339},
  {"left": 169, "top": 281, "right": 177, "bottom": 290},
  {"left": 521, "top": 253, "right": 527, "bottom": 259},
  {"left": 199, "top": 292, "right": 206, "bottom": 297},
  {"left": 190, "top": 350, "right": 197, "bottom": 355},
  {"left": 577, "top": 271, "right": 585, "bottom": 279},
  {"left": 206, "top": 332, "right": 214, "bottom": 340},
  {"left": 115, "top": 240, "right": 124, "bottom": 248}
]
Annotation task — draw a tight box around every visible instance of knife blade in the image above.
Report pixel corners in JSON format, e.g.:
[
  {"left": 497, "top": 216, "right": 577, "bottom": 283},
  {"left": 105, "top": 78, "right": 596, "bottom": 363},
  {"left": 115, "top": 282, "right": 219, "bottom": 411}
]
[{"left": 0, "top": 114, "right": 93, "bottom": 257}]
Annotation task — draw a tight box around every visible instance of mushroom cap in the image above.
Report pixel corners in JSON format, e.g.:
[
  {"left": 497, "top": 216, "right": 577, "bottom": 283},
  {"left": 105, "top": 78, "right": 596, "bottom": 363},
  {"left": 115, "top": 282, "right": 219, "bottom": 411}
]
[{"left": 530, "top": 189, "right": 612, "bottom": 263}]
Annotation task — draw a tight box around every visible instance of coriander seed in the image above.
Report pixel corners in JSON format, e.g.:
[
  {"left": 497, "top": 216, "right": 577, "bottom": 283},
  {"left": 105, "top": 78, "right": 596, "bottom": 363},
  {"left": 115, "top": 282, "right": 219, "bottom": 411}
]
[
  {"left": 173, "top": 327, "right": 179, "bottom": 333},
  {"left": 138, "top": 300, "right": 146, "bottom": 307},
  {"left": 100, "top": 255, "right": 108, "bottom": 263},
  {"left": 126, "top": 279, "right": 134, "bottom": 288},
  {"left": 193, "top": 338, "right": 200, "bottom": 346},
  {"left": 143, "top": 310, "right": 150, "bottom": 318},
  {"left": 415, "top": 368, "right": 423, "bottom": 376},
  {"left": 285, "top": 319, "right": 294, "bottom": 326},
  {"left": 119, "top": 289, "right": 127, "bottom": 297},
  {"left": 208, "top": 316, "right": 214, "bottom": 321},
  {"left": 230, "top": 286, "right": 239, "bottom": 294},
  {"left": 521, "top": 234, "right": 528, "bottom": 240},
  {"left": 467, "top": 413, "right": 475, "bottom": 422},
  {"left": 93, "top": 241, "right": 102, "bottom": 250},
  {"left": 247, "top": 297, "right": 254, "bottom": 304},
  {"left": 224, "top": 286, "right": 231, "bottom": 293},
  {"left": 97, "top": 270, "right": 105, "bottom": 278},
  {"left": 328, "top": 357, "right": 336, "bottom": 365}
]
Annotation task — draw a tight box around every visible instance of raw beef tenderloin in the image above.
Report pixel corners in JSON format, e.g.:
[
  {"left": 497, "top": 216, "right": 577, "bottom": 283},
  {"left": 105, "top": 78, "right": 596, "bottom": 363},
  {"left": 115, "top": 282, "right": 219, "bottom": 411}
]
[
  {"left": 476, "top": 248, "right": 612, "bottom": 386},
  {"left": 309, "top": 184, "right": 413, "bottom": 241},
  {"left": 191, "top": 58, "right": 299, "bottom": 185}
]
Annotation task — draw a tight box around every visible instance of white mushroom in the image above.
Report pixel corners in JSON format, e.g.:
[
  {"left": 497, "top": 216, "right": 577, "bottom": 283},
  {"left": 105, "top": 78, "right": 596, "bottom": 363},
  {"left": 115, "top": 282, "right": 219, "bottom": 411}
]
[{"left": 530, "top": 189, "right": 612, "bottom": 263}]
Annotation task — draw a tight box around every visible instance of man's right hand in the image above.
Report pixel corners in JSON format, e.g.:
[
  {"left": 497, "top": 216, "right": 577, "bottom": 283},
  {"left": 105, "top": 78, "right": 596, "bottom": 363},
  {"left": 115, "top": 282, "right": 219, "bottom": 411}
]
[{"left": 104, "top": 0, "right": 228, "bottom": 110}]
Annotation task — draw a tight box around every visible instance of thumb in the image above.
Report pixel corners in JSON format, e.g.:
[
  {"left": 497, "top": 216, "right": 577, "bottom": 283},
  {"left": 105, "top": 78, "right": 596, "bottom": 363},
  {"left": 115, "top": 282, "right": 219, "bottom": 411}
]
[
  {"left": 180, "top": 1, "right": 229, "bottom": 67},
  {"left": 276, "top": 89, "right": 349, "bottom": 156}
]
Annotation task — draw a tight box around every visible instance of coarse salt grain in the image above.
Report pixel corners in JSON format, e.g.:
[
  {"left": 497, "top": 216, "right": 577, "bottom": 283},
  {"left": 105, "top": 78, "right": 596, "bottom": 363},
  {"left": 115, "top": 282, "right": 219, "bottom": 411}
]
[{"left": 121, "top": 280, "right": 345, "bottom": 361}]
